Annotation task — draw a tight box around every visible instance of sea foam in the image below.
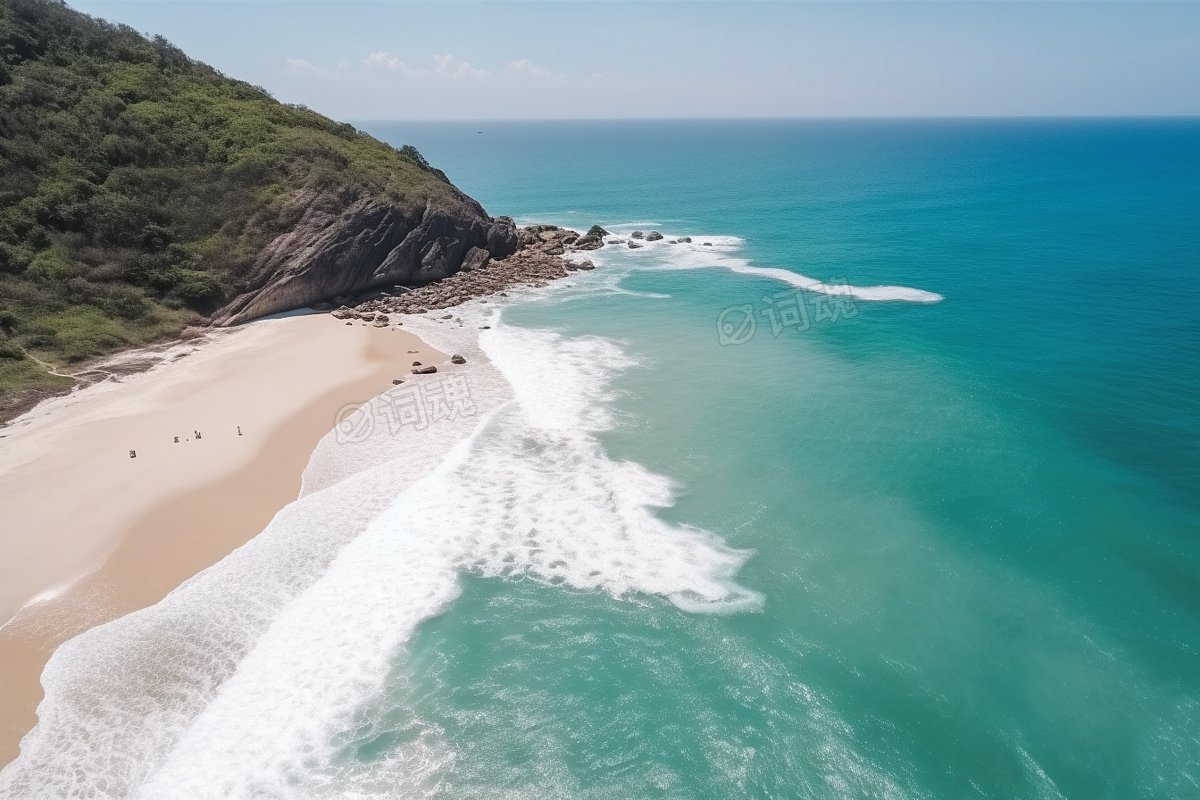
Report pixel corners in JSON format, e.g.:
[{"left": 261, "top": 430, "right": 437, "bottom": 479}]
[
  {"left": 592, "top": 229, "right": 943, "bottom": 303},
  {"left": 0, "top": 300, "right": 759, "bottom": 798}
]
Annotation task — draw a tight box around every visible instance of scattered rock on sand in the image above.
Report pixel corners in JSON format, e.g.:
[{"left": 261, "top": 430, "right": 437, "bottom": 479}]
[
  {"left": 412, "top": 365, "right": 438, "bottom": 374},
  {"left": 450, "top": 354, "right": 466, "bottom": 364},
  {"left": 412, "top": 360, "right": 422, "bottom": 366},
  {"left": 392, "top": 379, "right": 404, "bottom": 385}
]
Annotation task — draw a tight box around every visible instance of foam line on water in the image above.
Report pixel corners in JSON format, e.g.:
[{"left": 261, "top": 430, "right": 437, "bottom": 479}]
[{"left": 599, "top": 229, "right": 943, "bottom": 303}]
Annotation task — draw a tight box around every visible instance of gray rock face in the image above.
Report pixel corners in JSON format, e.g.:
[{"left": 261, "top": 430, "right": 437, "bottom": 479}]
[
  {"left": 213, "top": 187, "right": 514, "bottom": 325},
  {"left": 461, "top": 246, "right": 491, "bottom": 272},
  {"left": 486, "top": 217, "right": 519, "bottom": 259}
]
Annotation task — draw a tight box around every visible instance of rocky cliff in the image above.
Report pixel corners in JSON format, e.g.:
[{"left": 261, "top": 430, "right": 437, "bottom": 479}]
[{"left": 213, "top": 188, "right": 519, "bottom": 326}]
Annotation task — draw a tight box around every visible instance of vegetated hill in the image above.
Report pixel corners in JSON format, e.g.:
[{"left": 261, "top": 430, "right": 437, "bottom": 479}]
[{"left": 0, "top": 0, "right": 518, "bottom": 421}]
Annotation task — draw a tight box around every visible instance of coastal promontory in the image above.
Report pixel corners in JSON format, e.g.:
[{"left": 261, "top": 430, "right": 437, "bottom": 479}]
[{"left": 0, "top": 0, "right": 518, "bottom": 419}]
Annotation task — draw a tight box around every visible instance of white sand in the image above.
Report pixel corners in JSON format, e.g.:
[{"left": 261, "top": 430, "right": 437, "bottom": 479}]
[{"left": 0, "top": 312, "right": 443, "bottom": 765}]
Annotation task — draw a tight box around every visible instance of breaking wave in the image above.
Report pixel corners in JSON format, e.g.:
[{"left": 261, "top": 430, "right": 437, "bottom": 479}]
[{"left": 0, "top": 303, "right": 759, "bottom": 798}]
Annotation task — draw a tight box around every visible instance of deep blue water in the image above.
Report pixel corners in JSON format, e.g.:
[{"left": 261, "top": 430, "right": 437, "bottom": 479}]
[{"left": 353, "top": 119, "right": 1200, "bottom": 799}]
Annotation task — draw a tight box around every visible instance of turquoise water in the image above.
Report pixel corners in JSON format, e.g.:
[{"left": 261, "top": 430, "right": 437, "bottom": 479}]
[
  {"left": 353, "top": 119, "right": 1200, "bottom": 799},
  {"left": 8, "top": 120, "right": 1197, "bottom": 798}
]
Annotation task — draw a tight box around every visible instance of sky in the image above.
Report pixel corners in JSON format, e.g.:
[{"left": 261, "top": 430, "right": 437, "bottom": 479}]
[{"left": 69, "top": 1, "right": 1200, "bottom": 120}]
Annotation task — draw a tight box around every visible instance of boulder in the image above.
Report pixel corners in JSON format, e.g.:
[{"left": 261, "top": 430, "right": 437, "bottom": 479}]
[
  {"left": 450, "top": 354, "right": 467, "bottom": 364},
  {"left": 646, "top": 231, "right": 664, "bottom": 241},
  {"left": 572, "top": 224, "right": 608, "bottom": 251},
  {"left": 411, "top": 365, "right": 438, "bottom": 374},
  {"left": 486, "top": 217, "right": 519, "bottom": 258},
  {"left": 630, "top": 231, "right": 645, "bottom": 239},
  {"left": 461, "top": 246, "right": 491, "bottom": 272},
  {"left": 628, "top": 241, "right": 644, "bottom": 249}
]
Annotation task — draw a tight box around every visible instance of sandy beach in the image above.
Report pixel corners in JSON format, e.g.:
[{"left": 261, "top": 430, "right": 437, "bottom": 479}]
[{"left": 0, "top": 313, "right": 443, "bottom": 766}]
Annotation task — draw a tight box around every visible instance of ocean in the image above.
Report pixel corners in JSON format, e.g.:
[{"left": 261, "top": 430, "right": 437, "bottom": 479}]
[{"left": 4, "top": 119, "right": 1198, "bottom": 798}]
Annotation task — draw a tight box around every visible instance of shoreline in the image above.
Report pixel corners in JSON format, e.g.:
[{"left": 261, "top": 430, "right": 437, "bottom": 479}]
[
  {"left": 0, "top": 313, "right": 445, "bottom": 767},
  {"left": 0, "top": 221, "right": 596, "bottom": 771}
]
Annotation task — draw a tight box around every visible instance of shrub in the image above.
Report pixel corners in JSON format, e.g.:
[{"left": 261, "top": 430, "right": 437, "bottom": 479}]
[{"left": 0, "top": 339, "right": 24, "bottom": 360}]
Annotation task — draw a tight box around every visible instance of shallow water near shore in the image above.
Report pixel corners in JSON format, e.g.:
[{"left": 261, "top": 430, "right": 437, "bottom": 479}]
[{"left": 4, "top": 119, "right": 1199, "bottom": 798}]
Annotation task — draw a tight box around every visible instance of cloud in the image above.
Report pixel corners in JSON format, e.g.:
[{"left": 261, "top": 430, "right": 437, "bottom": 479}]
[
  {"left": 363, "top": 52, "right": 492, "bottom": 80},
  {"left": 503, "top": 59, "right": 561, "bottom": 80},
  {"left": 284, "top": 58, "right": 322, "bottom": 75},
  {"left": 432, "top": 54, "right": 492, "bottom": 80},
  {"left": 360, "top": 53, "right": 560, "bottom": 82},
  {"left": 362, "top": 51, "right": 428, "bottom": 78}
]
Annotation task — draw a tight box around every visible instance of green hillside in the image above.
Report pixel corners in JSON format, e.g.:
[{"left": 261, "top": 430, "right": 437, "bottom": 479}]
[{"left": 0, "top": 0, "right": 453, "bottom": 419}]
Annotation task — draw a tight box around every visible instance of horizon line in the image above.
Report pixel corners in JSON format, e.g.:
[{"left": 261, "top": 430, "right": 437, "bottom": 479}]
[{"left": 346, "top": 114, "right": 1200, "bottom": 123}]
